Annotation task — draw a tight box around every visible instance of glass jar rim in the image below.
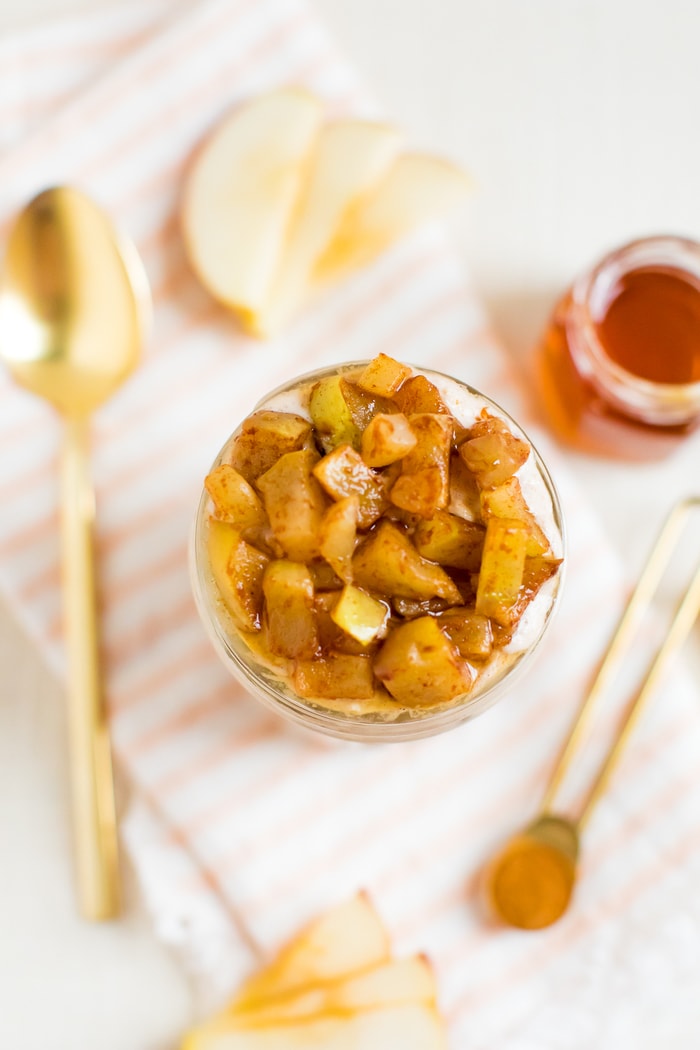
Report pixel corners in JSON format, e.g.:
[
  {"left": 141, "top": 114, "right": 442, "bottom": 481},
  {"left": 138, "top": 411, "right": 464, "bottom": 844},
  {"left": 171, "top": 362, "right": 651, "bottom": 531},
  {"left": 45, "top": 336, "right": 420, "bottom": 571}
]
[
  {"left": 190, "top": 361, "right": 566, "bottom": 743},
  {"left": 568, "top": 235, "right": 700, "bottom": 426}
]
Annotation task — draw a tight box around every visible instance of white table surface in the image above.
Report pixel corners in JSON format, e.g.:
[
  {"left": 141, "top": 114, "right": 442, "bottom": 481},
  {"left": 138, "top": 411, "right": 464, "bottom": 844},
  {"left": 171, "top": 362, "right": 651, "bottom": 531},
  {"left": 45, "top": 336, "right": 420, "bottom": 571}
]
[{"left": 1, "top": 2, "right": 699, "bottom": 1047}]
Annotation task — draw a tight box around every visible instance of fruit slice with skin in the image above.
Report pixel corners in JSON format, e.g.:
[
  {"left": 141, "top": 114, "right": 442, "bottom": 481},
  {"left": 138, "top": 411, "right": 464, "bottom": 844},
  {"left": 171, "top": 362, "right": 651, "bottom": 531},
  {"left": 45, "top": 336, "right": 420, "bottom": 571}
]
[
  {"left": 230, "top": 893, "right": 390, "bottom": 1011},
  {"left": 228, "top": 956, "right": 437, "bottom": 1026},
  {"left": 182, "top": 88, "right": 323, "bottom": 316},
  {"left": 183, "top": 1003, "right": 448, "bottom": 1050},
  {"left": 315, "top": 152, "right": 472, "bottom": 285},
  {"left": 253, "top": 119, "right": 402, "bottom": 335}
]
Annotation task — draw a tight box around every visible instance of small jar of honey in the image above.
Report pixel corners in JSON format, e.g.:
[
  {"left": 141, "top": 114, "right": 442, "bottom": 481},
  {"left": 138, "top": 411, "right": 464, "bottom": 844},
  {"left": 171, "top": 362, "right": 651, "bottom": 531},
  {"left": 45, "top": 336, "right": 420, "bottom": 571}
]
[{"left": 538, "top": 235, "right": 700, "bottom": 459}]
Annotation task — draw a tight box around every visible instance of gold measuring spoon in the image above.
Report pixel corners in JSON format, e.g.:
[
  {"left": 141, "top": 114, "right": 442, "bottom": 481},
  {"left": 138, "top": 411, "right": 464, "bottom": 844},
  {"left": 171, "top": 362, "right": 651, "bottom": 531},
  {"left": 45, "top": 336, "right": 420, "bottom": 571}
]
[
  {"left": 487, "top": 497, "right": 700, "bottom": 930},
  {"left": 0, "top": 187, "right": 150, "bottom": 919}
]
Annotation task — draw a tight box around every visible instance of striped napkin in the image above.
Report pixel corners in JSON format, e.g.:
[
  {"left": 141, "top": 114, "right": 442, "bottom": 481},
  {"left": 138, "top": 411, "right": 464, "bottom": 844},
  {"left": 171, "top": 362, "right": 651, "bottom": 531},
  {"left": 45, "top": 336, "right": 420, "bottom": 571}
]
[{"left": 3, "top": 1, "right": 700, "bottom": 1045}]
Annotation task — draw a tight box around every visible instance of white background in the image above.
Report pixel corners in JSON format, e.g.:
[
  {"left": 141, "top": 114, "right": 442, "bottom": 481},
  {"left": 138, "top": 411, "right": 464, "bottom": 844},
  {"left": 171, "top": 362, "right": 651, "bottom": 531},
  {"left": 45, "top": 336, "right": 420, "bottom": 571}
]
[{"left": 1, "top": 1, "right": 699, "bottom": 1048}]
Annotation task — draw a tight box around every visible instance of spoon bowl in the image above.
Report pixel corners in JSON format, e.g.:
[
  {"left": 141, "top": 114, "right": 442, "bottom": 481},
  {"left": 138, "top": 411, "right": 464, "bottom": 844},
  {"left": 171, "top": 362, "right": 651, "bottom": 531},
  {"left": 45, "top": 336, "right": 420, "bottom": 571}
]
[
  {"left": 0, "top": 186, "right": 149, "bottom": 414},
  {"left": 487, "top": 815, "right": 578, "bottom": 930}
]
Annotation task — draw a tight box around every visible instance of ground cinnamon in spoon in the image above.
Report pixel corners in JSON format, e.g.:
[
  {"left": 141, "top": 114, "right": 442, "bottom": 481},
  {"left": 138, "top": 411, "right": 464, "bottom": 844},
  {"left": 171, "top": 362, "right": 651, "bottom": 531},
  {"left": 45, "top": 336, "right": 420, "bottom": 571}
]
[{"left": 488, "top": 834, "right": 575, "bottom": 930}]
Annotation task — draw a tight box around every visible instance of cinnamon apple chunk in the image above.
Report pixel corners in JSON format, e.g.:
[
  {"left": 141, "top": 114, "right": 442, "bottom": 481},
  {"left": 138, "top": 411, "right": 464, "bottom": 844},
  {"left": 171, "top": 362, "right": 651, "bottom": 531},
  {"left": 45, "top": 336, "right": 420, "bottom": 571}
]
[
  {"left": 413, "top": 511, "right": 485, "bottom": 571},
  {"left": 312, "top": 443, "right": 386, "bottom": 528},
  {"left": 374, "top": 616, "right": 474, "bottom": 706},
  {"left": 205, "top": 464, "right": 267, "bottom": 530},
  {"left": 361, "top": 412, "right": 416, "bottom": 467},
  {"left": 263, "top": 560, "right": 318, "bottom": 659},
  {"left": 318, "top": 495, "right": 358, "bottom": 583},
  {"left": 339, "top": 377, "right": 397, "bottom": 431},
  {"left": 352, "top": 520, "right": 462, "bottom": 604},
  {"left": 331, "top": 585, "right": 390, "bottom": 646},
  {"left": 257, "top": 448, "right": 328, "bottom": 561},
  {"left": 356, "top": 353, "right": 412, "bottom": 398},
  {"left": 390, "top": 413, "right": 452, "bottom": 517},
  {"left": 437, "top": 608, "right": 493, "bottom": 661},
  {"left": 459, "top": 414, "right": 530, "bottom": 489},
  {"left": 230, "top": 411, "right": 313, "bottom": 484},
  {"left": 207, "top": 519, "right": 269, "bottom": 631},
  {"left": 392, "top": 374, "right": 449, "bottom": 416},
  {"left": 294, "top": 652, "right": 376, "bottom": 700},
  {"left": 480, "top": 476, "right": 550, "bottom": 556},
  {"left": 309, "top": 375, "right": 361, "bottom": 453},
  {"left": 475, "top": 518, "right": 529, "bottom": 627}
]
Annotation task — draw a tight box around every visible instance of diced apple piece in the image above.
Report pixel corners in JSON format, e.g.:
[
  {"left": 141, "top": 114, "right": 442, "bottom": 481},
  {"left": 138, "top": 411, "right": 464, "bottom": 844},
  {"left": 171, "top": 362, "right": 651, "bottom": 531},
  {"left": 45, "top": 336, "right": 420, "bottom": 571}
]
[
  {"left": 232, "top": 956, "right": 437, "bottom": 1025},
  {"left": 331, "top": 585, "right": 390, "bottom": 646},
  {"left": 319, "top": 496, "right": 358, "bottom": 583},
  {"left": 374, "top": 616, "right": 474, "bottom": 707},
  {"left": 339, "top": 377, "right": 397, "bottom": 431},
  {"left": 294, "top": 653, "right": 376, "bottom": 700},
  {"left": 352, "top": 521, "right": 462, "bottom": 603},
  {"left": 357, "top": 353, "right": 413, "bottom": 398},
  {"left": 262, "top": 560, "right": 318, "bottom": 659},
  {"left": 257, "top": 449, "right": 327, "bottom": 561},
  {"left": 459, "top": 414, "right": 530, "bottom": 489},
  {"left": 184, "top": 1004, "right": 448, "bottom": 1050},
  {"left": 495, "top": 555, "right": 563, "bottom": 632},
  {"left": 182, "top": 88, "right": 323, "bottom": 316},
  {"left": 315, "top": 152, "right": 472, "bottom": 284},
  {"left": 413, "top": 511, "right": 485, "bottom": 571},
  {"left": 475, "top": 518, "right": 528, "bottom": 627},
  {"left": 207, "top": 519, "right": 269, "bottom": 631},
  {"left": 309, "top": 375, "right": 360, "bottom": 453},
  {"left": 480, "top": 476, "right": 550, "bottom": 556},
  {"left": 230, "top": 411, "right": 312, "bottom": 484},
  {"left": 361, "top": 413, "right": 417, "bottom": 467},
  {"left": 314, "top": 591, "right": 367, "bottom": 655},
  {"left": 438, "top": 609, "right": 493, "bottom": 661},
  {"left": 389, "top": 468, "right": 446, "bottom": 520},
  {"left": 313, "top": 444, "right": 386, "bottom": 529},
  {"left": 393, "top": 374, "right": 448, "bottom": 416},
  {"left": 448, "top": 452, "right": 482, "bottom": 522},
  {"left": 256, "top": 120, "right": 402, "bottom": 335},
  {"left": 205, "top": 464, "right": 267, "bottom": 531},
  {"left": 390, "top": 413, "right": 452, "bottom": 517}
]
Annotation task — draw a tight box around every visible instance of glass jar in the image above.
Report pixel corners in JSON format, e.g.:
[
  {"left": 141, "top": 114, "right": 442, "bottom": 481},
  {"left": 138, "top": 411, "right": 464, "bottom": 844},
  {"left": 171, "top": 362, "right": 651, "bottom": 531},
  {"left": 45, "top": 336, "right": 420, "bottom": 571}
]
[
  {"left": 538, "top": 236, "right": 700, "bottom": 460},
  {"left": 190, "top": 362, "right": 565, "bottom": 743}
]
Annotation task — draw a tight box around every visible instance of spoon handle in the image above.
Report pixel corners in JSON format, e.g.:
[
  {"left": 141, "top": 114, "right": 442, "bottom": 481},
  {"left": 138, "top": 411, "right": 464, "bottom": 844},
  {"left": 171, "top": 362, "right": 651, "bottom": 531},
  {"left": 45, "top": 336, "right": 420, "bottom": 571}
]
[{"left": 61, "top": 417, "right": 120, "bottom": 920}]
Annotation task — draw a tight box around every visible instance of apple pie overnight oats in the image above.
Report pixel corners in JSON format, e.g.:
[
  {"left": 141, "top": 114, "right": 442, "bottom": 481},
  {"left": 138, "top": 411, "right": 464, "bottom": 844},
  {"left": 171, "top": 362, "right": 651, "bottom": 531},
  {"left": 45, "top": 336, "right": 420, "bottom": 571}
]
[{"left": 191, "top": 355, "right": 564, "bottom": 741}]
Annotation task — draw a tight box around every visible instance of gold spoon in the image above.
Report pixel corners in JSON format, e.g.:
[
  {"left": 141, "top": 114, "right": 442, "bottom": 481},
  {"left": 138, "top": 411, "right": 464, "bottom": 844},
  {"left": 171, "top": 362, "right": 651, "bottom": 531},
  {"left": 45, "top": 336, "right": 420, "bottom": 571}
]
[
  {"left": 487, "top": 497, "right": 700, "bottom": 930},
  {"left": 0, "top": 187, "right": 150, "bottom": 920}
]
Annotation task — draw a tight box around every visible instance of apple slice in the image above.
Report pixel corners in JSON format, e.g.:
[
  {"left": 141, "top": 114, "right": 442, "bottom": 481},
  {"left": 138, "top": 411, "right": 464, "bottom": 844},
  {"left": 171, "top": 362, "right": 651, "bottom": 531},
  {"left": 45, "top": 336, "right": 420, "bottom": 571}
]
[
  {"left": 231, "top": 892, "right": 390, "bottom": 1011},
  {"left": 230, "top": 956, "right": 437, "bottom": 1026},
  {"left": 315, "top": 152, "right": 472, "bottom": 285},
  {"left": 252, "top": 119, "right": 401, "bottom": 335},
  {"left": 182, "top": 87, "right": 323, "bottom": 317},
  {"left": 183, "top": 1004, "right": 448, "bottom": 1050}
]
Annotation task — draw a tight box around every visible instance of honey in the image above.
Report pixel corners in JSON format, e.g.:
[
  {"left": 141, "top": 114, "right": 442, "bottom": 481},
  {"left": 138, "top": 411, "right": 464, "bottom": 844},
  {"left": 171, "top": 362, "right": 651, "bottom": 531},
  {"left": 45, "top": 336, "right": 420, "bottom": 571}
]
[{"left": 539, "top": 237, "right": 700, "bottom": 460}]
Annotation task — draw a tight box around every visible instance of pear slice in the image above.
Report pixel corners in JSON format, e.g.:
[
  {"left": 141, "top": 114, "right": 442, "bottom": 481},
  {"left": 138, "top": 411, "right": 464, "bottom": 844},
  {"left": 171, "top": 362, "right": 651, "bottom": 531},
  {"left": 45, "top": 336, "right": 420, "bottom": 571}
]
[
  {"left": 231, "top": 892, "right": 390, "bottom": 1011},
  {"left": 182, "top": 88, "right": 323, "bottom": 316},
  {"left": 183, "top": 1004, "right": 448, "bottom": 1050},
  {"left": 315, "top": 152, "right": 472, "bottom": 285},
  {"left": 230, "top": 956, "right": 438, "bottom": 1026},
  {"left": 253, "top": 119, "right": 402, "bottom": 335}
]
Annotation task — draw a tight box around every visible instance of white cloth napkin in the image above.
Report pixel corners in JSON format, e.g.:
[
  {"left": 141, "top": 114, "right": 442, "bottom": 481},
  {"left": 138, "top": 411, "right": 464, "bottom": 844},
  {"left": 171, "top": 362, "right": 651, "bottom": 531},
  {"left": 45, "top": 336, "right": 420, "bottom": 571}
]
[{"left": 2, "top": 2, "right": 700, "bottom": 1045}]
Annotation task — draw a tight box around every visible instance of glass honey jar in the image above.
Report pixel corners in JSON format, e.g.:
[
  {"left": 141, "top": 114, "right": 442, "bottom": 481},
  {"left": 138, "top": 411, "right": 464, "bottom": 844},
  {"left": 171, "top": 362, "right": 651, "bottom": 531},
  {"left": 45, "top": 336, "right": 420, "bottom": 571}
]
[{"left": 538, "top": 236, "right": 700, "bottom": 460}]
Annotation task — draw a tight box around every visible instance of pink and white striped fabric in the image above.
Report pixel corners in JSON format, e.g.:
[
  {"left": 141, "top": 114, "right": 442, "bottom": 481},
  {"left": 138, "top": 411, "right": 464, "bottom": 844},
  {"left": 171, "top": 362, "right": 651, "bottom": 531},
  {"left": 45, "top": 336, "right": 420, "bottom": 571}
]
[{"left": 2, "top": 1, "right": 700, "bottom": 1045}]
